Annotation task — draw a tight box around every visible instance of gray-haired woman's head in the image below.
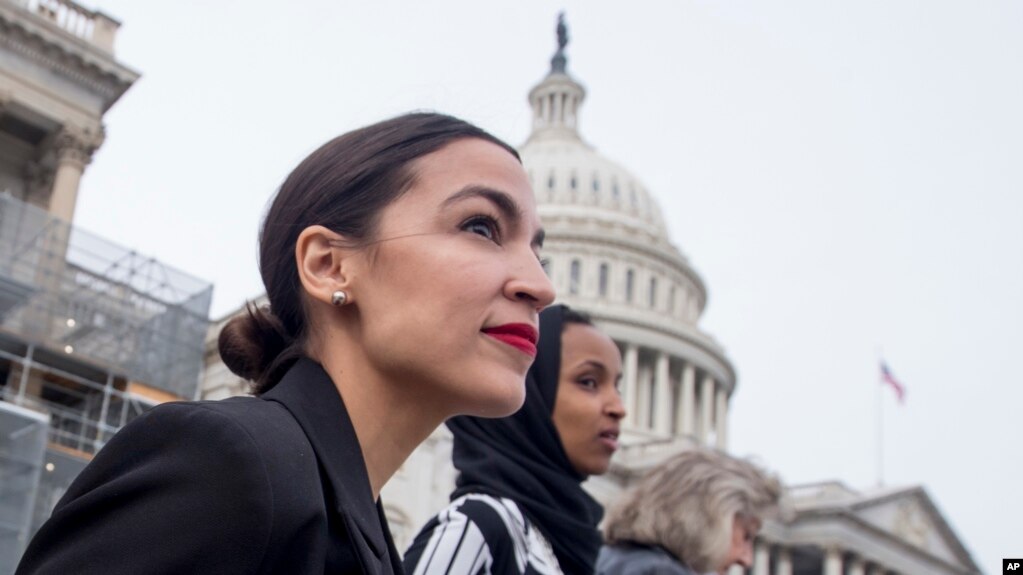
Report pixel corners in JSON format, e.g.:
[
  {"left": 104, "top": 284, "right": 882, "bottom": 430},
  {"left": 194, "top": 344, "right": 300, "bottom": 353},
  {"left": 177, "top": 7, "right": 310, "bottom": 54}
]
[{"left": 603, "top": 447, "right": 783, "bottom": 573}]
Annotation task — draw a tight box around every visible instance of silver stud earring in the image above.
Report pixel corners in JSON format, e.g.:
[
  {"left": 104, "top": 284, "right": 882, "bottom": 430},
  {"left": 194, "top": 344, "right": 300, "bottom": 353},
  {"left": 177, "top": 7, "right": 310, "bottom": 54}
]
[{"left": 331, "top": 290, "right": 348, "bottom": 306}]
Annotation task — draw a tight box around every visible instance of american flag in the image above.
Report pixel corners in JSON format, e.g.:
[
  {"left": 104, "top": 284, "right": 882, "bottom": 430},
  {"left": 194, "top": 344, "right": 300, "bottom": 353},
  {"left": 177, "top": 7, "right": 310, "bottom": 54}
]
[{"left": 880, "top": 361, "right": 906, "bottom": 404}]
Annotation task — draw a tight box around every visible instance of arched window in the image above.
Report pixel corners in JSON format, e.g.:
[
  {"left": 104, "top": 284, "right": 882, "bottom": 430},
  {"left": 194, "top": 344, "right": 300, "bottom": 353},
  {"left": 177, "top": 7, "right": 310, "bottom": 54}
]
[
  {"left": 569, "top": 259, "right": 581, "bottom": 295},
  {"left": 649, "top": 277, "right": 657, "bottom": 308},
  {"left": 598, "top": 263, "right": 609, "bottom": 297},
  {"left": 548, "top": 172, "right": 556, "bottom": 190},
  {"left": 625, "top": 269, "right": 635, "bottom": 303},
  {"left": 669, "top": 286, "right": 676, "bottom": 314}
]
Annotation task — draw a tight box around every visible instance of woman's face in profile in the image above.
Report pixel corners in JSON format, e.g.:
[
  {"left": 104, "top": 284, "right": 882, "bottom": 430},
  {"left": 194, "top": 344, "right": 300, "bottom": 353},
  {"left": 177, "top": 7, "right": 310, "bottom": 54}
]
[
  {"left": 718, "top": 514, "right": 760, "bottom": 574},
  {"left": 344, "top": 138, "right": 555, "bottom": 419},
  {"left": 552, "top": 322, "right": 625, "bottom": 476}
]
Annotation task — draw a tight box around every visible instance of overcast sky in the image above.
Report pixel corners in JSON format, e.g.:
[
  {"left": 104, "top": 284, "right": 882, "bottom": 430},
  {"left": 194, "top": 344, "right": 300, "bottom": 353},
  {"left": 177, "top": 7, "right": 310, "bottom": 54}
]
[{"left": 72, "top": 1, "right": 1021, "bottom": 572}]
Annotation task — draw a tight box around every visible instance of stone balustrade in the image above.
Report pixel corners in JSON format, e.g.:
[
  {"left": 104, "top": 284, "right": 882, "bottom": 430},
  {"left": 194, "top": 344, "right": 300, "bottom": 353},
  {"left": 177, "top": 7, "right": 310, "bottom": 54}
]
[{"left": 11, "top": 0, "right": 120, "bottom": 53}]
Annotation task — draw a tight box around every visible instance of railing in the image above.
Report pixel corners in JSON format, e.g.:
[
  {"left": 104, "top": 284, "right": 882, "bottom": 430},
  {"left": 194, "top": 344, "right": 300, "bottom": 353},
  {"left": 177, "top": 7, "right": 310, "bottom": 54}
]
[{"left": 9, "top": 0, "right": 121, "bottom": 53}]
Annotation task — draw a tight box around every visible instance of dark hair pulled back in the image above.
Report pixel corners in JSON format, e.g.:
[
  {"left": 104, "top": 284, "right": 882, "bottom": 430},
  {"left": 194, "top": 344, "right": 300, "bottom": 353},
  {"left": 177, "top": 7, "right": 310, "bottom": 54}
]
[{"left": 218, "top": 112, "right": 520, "bottom": 394}]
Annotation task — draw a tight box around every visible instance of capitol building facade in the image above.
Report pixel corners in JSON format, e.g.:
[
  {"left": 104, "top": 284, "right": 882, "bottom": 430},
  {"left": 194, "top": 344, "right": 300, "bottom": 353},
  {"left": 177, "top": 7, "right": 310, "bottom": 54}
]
[{"left": 200, "top": 21, "right": 979, "bottom": 575}]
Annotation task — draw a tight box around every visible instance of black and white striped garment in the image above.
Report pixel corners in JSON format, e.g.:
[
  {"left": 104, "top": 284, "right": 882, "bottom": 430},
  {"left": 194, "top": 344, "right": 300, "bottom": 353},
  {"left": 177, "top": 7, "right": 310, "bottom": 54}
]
[{"left": 404, "top": 494, "right": 564, "bottom": 575}]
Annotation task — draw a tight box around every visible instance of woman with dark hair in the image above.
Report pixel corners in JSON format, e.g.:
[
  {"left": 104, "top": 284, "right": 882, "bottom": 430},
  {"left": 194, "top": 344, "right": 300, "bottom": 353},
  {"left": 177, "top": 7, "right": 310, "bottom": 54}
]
[
  {"left": 597, "top": 448, "right": 783, "bottom": 575},
  {"left": 16, "top": 112, "right": 555, "bottom": 575},
  {"left": 404, "top": 304, "right": 626, "bottom": 575}
]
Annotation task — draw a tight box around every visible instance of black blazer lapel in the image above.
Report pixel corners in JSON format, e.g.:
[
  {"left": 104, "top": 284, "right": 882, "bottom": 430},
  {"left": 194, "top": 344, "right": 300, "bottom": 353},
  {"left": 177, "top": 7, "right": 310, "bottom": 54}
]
[{"left": 263, "top": 358, "right": 395, "bottom": 574}]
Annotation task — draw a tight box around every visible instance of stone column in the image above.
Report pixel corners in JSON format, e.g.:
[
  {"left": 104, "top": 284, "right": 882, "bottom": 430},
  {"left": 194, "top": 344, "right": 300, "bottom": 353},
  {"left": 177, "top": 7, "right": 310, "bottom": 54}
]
[
  {"left": 677, "top": 363, "right": 695, "bottom": 437},
  {"left": 622, "top": 344, "right": 638, "bottom": 429},
  {"left": 715, "top": 384, "right": 729, "bottom": 449},
  {"left": 752, "top": 541, "right": 769, "bottom": 575},
  {"left": 653, "top": 352, "right": 671, "bottom": 434},
  {"left": 849, "top": 557, "right": 866, "bottom": 575},
  {"left": 699, "top": 374, "right": 714, "bottom": 443},
  {"left": 49, "top": 127, "right": 103, "bottom": 223},
  {"left": 775, "top": 547, "right": 793, "bottom": 575},
  {"left": 823, "top": 546, "right": 843, "bottom": 575},
  {"left": 637, "top": 366, "right": 652, "bottom": 430}
]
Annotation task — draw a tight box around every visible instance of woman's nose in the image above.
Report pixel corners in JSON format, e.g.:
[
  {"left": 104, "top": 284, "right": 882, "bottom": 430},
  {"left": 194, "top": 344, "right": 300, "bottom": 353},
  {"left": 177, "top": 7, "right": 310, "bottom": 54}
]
[
  {"left": 505, "top": 252, "right": 556, "bottom": 310},
  {"left": 606, "top": 388, "right": 626, "bottom": 420}
]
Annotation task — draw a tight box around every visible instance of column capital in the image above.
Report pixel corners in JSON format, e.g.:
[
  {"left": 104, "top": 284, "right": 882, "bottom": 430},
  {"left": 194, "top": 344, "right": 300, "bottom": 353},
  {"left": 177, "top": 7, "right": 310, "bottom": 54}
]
[
  {"left": 24, "top": 161, "right": 55, "bottom": 194},
  {"left": 54, "top": 125, "right": 105, "bottom": 168}
]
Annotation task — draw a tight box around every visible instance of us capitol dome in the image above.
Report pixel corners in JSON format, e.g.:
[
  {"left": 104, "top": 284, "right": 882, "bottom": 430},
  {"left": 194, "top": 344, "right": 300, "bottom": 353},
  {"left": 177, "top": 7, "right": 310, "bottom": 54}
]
[{"left": 521, "top": 17, "right": 736, "bottom": 463}]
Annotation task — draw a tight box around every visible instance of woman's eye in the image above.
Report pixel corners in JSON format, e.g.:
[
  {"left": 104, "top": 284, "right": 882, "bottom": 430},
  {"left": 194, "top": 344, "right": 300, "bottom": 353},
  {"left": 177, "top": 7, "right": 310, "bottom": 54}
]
[
  {"left": 462, "top": 216, "right": 500, "bottom": 241},
  {"left": 577, "top": 377, "right": 598, "bottom": 390}
]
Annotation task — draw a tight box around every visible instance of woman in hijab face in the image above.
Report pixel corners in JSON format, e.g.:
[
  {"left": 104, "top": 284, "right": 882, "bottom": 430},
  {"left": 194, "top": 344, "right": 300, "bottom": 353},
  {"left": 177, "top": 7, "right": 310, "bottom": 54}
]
[{"left": 404, "top": 304, "right": 626, "bottom": 575}]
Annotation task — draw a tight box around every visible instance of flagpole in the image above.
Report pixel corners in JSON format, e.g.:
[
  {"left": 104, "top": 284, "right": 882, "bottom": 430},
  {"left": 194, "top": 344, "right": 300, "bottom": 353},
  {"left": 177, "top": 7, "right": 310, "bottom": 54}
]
[{"left": 877, "top": 347, "right": 884, "bottom": 487}]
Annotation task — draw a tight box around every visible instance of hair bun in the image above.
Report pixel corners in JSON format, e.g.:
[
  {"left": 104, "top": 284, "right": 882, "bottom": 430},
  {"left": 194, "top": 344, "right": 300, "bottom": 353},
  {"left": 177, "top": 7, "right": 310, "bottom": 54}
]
[{"left": 218, "top": 303, "right": 294, "bottom": 392}]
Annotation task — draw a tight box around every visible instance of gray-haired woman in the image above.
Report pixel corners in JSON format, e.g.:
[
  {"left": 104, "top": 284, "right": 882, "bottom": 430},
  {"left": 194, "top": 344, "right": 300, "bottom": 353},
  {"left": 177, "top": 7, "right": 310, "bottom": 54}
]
[{"left": 597, "top": 448, "right": 783, "bottom": 575}]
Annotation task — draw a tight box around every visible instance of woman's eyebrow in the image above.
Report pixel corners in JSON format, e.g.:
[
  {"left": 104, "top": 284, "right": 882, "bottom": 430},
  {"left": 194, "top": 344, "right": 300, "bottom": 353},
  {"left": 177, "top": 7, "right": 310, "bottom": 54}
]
[
  {"left": 442, "top": 185, "right": 522, "bottom": 220},
  {"left": 574, "top": 359, "right": 608, "bottom": 373}
]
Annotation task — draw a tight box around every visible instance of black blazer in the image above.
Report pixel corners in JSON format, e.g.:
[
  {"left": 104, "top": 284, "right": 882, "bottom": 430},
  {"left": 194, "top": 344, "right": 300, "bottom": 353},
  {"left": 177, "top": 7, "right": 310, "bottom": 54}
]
[{"left": 16, "top": 358, "right": 403, "bottom": 574}]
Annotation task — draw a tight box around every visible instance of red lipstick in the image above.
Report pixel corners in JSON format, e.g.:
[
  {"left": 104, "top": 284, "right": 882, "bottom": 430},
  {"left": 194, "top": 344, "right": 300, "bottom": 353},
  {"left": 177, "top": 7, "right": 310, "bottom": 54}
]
[{"left": 482, "top": 323, "right": 538, "bottom": 357}]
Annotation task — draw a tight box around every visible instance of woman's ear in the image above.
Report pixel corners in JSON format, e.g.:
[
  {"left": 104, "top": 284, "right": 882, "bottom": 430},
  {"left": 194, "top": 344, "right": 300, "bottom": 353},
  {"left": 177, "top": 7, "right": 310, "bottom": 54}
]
[{"left": 295, "top": 225, "right": 353, "bottom": 306}]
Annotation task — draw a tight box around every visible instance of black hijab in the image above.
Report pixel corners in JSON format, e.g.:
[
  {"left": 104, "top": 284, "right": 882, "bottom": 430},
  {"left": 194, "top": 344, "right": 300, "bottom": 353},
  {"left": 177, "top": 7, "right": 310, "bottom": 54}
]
[{"left": 448, "top": 305, "right": 604, "bottom": 574}]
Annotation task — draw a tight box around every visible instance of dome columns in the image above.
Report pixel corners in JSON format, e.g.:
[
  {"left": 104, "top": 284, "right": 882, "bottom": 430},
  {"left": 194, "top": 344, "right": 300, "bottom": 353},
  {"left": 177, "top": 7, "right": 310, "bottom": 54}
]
[
  {"left": 616, "top": 340, "right": 732, "bottom": 450},
  {"left": 527, "top": 75, "right": 586, "bottom": 141}
]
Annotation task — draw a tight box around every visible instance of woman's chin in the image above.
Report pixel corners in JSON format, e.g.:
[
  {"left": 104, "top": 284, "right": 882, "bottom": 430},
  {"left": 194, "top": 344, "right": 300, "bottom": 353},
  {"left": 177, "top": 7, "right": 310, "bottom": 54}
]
[{"left": 462, "top": 379, "right": 527, "bottom": 419}]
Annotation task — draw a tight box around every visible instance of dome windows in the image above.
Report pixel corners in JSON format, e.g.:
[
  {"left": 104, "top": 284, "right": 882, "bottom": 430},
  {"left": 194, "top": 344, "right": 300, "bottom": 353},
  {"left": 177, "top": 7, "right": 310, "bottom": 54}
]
[
  {"left": 569, "top": 259, "right": 581, "bottom": 295},
  {"left": 598, "top": 263, "right": 609, "bottom": 297},
  {"left": 649, "top": 277, "right": 657, "bottom": 308}
]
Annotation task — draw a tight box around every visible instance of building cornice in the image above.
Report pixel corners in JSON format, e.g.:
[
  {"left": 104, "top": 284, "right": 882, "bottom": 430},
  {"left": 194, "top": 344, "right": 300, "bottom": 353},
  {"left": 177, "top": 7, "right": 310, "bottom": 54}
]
[
  {"left": 0, "top": 3, "right": 139, "bottom": 110},
  {"left": 768, "top": 507, "right": 978, "bottom": 575},
  {"left": 543, "top": 224, "right": 708, "bottom": 308},
  {"left": 846, "top": 486, "right": 980, "bottom": 572}
]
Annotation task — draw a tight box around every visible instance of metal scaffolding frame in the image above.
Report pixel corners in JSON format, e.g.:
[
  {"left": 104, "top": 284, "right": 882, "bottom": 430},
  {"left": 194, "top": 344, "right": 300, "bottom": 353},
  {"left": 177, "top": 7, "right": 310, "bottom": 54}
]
[{"left": 0, "top": 193, "right": 212, "bottom": 455}]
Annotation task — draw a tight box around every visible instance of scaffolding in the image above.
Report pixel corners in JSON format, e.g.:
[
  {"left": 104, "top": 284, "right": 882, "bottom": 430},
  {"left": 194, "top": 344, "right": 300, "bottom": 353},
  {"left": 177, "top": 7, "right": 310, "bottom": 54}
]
[
  {"left": 0, "top": 401, "right": 47, "bottom": 574},
  {"left": 0, "top": 193, "right": 212, "bottom": 454}
]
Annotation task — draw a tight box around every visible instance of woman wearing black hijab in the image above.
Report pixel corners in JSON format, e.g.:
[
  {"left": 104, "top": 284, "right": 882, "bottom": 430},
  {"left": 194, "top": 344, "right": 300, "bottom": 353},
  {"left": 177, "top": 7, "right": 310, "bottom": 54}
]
[{"left": 404, "top": 305, "right": 626, "bottom": 575}]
